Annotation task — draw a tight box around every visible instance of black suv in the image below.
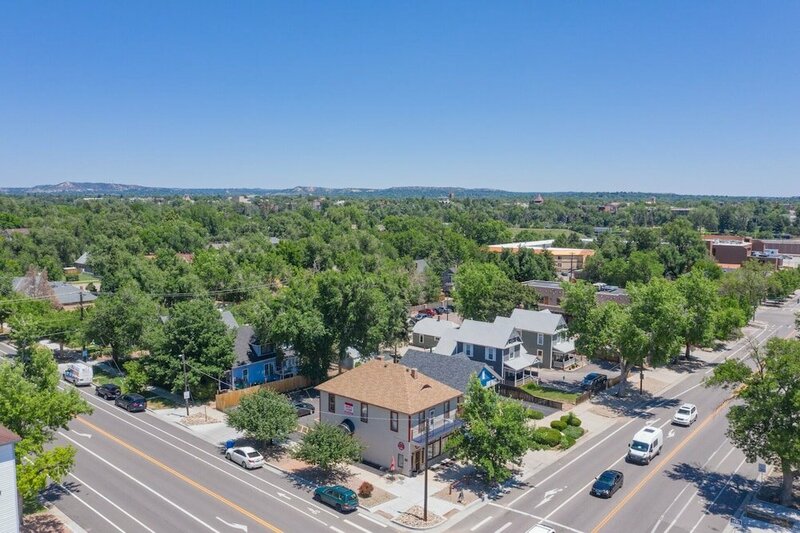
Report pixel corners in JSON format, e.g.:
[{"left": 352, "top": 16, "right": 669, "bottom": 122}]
[
  {"left": 580, "top": 373, "right": 608, "bottom": 392},
  {"left": 96, "top": 383, "right": 121, "bottom": 400},
  {"left": 115, "top": 393, "right": 147, "bottom": 412}
]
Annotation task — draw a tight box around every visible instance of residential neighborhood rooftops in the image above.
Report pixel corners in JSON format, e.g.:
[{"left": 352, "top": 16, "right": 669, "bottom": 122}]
[
  {"left": 399, "top": 349, "right": 500, "bottom": 393},
  {"left": 455, "top": 319, "right": 519, "bottom": 349},
  {"left": 233, "top": 325, "right": 278, "bottom": 366},
  {"left": 0, "top": 424, "right": 21, "bottom": 446},
  {"left": 316, "top": 358, "right": 461, "bottom": 414},
  {"left": 12, "top": 276, "right": 97, "bottom": 307},
  {"left": 219, "top": 309, "right": 239, "bottom": 331},
  {"left": 506, "top": 308, "right": 564, "bottom": 335},
  {"left": 411, "top": 317, "right": 458, "bottom": 338}
]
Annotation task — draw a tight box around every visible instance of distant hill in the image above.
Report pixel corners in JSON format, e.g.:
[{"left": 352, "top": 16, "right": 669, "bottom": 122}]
[{"left": 0, "top": 181, "right": 796, "bottom": 201}]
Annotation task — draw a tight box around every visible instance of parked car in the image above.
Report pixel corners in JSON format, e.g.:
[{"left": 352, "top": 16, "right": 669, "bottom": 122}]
[
  {"left": 63, "top": 363, "right": 93, "bottom": 386},
  {"left": 419, "top": 308, "right": 436, "bottom": 317},
  {"left": 225, "top": 446, "right": 264, "bottom": 469},
  {"left": 672, "top": 403, "right": 698, "bottom": 426},
  {"left": 96, "top": 383, "right": 121, "bottom": 400},
  {"left": 580, "top": 372, "right": 608, "bottom": 392},
  {"left": 313, "top": 485, "right": 359, "bottom": 512},
  {"left": 294, "top": 401, "right": 315, "bottom": 417},
  {"left": 412, "top": 313, "right": 429, "bottom": 322},
  {"left": 115, "top": 393, "right": 147, "bottom": 412},
  {"left": 435, "top": 306, "right": 448, "bottom": 315},
  {"left": 591, "top": 470, "right": 624, "bottom": 498}
]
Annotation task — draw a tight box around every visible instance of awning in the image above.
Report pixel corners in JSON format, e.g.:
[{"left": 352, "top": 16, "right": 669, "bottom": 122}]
[
  {"left": 553, "top": 339, "right": 576, "bottom": 354},
  {"left": 338, "top": 419, "right": 355, "bottom": 435},
  {"left": 504, "top": 353, "right": 539, "bottom": 371}
]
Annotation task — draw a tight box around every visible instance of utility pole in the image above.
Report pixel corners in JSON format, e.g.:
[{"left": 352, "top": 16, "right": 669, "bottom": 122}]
[
  {"left": 79, "top": 289, "right": 87, "bottom": 362},
  {"left": 423, "top": 415, "right": 430, "bottom": 522},
  {"left": 640, "top": 365, "right": 644, "bottom": 395},
  {"left": 181, "top": 353, "right": 190, "bottom": 416}
]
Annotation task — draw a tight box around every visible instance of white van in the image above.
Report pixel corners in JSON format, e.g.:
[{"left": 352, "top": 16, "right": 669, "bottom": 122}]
[
  {"left": 627, "top": 426, "right": 663, "bottom": 464},
  {"left": 63, "top": 363, "right": 93, "bottom": 386}
]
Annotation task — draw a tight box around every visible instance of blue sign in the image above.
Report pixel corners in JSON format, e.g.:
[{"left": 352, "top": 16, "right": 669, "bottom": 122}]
[{"left": 478, "top": 368, "right": 495, "bottom": 387}]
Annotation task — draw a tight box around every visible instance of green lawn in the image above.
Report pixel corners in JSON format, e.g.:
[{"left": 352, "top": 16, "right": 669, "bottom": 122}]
[
  {"left": 522, "top": 383, "right": 582, "bottom": 403},
  {"left": 92, "top": 365, "right": 124, "bottom": 387}
]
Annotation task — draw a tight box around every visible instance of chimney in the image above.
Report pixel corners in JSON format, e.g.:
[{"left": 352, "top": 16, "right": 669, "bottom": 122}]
[{"left": 411, "top": 368, "right": 417, "bottom": 379}]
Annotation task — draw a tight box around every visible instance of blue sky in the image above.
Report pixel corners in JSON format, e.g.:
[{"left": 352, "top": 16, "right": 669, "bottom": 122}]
[{"left": 1, "top": 1, "right": 798, "bottom": 195}]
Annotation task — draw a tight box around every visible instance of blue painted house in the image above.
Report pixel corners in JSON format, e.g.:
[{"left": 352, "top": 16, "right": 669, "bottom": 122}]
[{"left": 228, "top": 325, "right": 299, "bottom": 390}]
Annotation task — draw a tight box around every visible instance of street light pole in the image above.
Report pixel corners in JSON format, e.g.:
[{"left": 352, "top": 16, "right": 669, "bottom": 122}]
[
  {"left": 423, "top": 415, "right": 430, "bottom": 522},
  {"left": 181, "top": 353, "right": 190, "bottom": 416}
]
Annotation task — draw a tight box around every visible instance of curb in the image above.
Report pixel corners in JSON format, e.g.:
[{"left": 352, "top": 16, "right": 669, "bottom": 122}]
[{"left": 49, "top": 504, "right": 88, "bottom": 533}]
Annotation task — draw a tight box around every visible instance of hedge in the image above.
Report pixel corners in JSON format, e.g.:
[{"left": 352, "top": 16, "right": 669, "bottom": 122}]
[
  {"left": 528, "top": 409, "right": 545, "bottom": 420},
  {"left": 533, "top": 427, "right": 562, "bottom": 447},
  {"left": 560, "top": 413, "right": 582, "bottom": 427},
  {"left": 550, "top": 420, "right": 568, "bottom": 431},
  {"left": 560, "top": 434, "right": 576, "bottom": 449},
  {"left": 562, "top": 425, "right": 585, "bottom": 440}
]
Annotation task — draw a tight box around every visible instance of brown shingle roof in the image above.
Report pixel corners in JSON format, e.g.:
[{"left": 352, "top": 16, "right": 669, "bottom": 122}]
[
  {"left": 0, "top": 424, "right": 21, "bottom": 446},
  {"left": 316, "top": 358, "right": 461, "bottom": 415}
]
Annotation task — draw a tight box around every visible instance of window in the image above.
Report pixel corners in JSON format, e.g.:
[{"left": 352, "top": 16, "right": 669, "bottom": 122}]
[
  {"left": 444, "top": 400, "right": 451, "bottom": 419},
  {"left": 486, "top": 347, "right": 495, "bottom": 361},
  {"left": 397, "top": 453, "right": 404, "bottom": 470},
  {"left": 418, "top": 334, "right": 425, "bottom": 344},
  {"left": 465, "top": 344, "right": 473, "bottom": 357},
  {"left": 537, "top": 349, "right": 543, "bottom": 356},
  {"left": 390, "top": 411, "right": 398, "bottom": 432},
  {"left": 537, "top": 333, "right": 544, "bottom": 345},
  {"left": 360, "top": 402, "right": 369, "bottom": 423},
  {"left": 328, "top": 394, "right": 336, "bottom": 413}
]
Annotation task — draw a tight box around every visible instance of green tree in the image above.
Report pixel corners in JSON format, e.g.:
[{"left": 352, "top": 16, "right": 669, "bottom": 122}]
[
  {"left": 453, "top": 262, "right": 536, "bottom": 321},
  {"left": 719, "top": 261, "right": 771, "bottom": 319},
  {"left": 445, "top": 375, "right": 536, "bottom": 483},
  {"left": 293, "top": 422, "right": 364, "bottom": 471},
  {"left": 676, "top": 270, "right": 719, "bottom": 357},
  {"left": 705, "top": 338, "right": 800, "bottom": 506},
  {"left": 658, "top": 219, "right": 707, "bottom": 277},
  {"left": 561, "top": 280, "right": 597, "bottom": 338},
  {"left": 226, "top": 389, "right": 298, "bottom": 446},
  {"left": 145, "top": 298, "right": 234, "bottom": 401},
  {"left": 714, "top": 298, "right": 748, "bottom": 340},
  {"left": 0, "top": 347, "right": 91, "bottom": 511},
  {"left": 122, "top": 360, "right": 148, "bottom": 394},
  {"left": 84, "top": 285, "right": 157, "bottom": 363}
]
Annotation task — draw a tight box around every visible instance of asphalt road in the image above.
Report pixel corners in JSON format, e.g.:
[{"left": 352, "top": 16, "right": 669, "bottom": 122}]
[
  {"left": 448, "top": 297, "right": 799, "bottom": 533},
  {"left": 48, "top": 381, "right": 397, "bottom": 533}
]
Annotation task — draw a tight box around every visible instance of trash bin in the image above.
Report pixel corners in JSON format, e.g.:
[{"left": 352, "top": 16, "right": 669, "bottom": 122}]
[{"left": 225, "top": 439, "right": 236, "bottom": 450}]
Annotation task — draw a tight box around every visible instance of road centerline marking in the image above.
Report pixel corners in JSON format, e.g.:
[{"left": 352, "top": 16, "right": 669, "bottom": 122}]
[{"left": 73, "top": 416, "right": 283, "bottom": 533}]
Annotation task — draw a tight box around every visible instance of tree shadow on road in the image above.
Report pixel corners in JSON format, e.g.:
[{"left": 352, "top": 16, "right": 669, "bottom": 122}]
[
  {"left": 666, "top": 461, "right": 754, "bottom": 519},
  {"left": 589, "top": 388, "right": 683, "bottom": 420}
]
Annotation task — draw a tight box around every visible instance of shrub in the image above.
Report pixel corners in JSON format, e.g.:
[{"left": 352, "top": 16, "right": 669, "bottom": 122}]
[
  {"left": 562, "top": 425, "right": 585, "bottom": 440},
  {"left": 550, "top": 420, "right": 568, "bottom": 431},
  {"left": 561, "top": 412, "right": 582, "bottom": 427},
  {"left": 533, "top": 427, "right": 562, "bottom": 447},
  {"left": 358, "top": 481, "right": 374, "bottom": 498},
  {"left": 560, "top": 434, "right": 576, "bottom": 449},
  {"left": 527, "top": 409, "right": 545, "bottom": 420}
]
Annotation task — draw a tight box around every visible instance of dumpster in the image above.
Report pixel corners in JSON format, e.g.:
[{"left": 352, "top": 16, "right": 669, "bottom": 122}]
[{"left": 225, "top": 439, "right": 236, "bottom": 450}]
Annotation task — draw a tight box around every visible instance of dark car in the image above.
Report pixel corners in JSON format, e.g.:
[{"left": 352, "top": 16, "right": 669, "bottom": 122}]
[
  {"left": 313, "top": 485, "right": 359, "bottom": 512},
  {"left": 591, "top": 470, "right": 624, "bottom": 498},
  {"left": 580, "top": 372, "right": 608, "bottom": 392},
  {"left": 294, "top": 401, "right": 315, "bottom": 417},
  {"left": 96, "top": 383, "right": 121, "bottom": 400},
  {"left": 115, "top": 393, "right": 147, "bottom": 412},
  {"left": 412, "top": 313, "right": 429, "bottom": 322},
  {"left": 435, "top": 306, "right": 448, "bottom": 315}
]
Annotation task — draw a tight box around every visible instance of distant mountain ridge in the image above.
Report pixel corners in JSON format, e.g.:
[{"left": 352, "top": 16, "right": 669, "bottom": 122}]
[{"left": 0, "top": 181, "right": 796, "bottom": 201}]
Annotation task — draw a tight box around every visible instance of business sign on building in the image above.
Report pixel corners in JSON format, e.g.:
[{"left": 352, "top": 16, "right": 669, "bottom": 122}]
[{"left": 344, "top": 402, "right": 354, "bottom": 415}]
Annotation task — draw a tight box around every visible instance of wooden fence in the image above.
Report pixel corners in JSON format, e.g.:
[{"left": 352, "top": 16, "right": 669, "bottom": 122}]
[{"left": 215, "top": 375, "right": 312, "bottom": 411}]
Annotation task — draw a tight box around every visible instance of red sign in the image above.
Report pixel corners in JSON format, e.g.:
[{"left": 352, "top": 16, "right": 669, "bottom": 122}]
[{"left": 397, "top": 441, "right": 405, "bottom": 451}]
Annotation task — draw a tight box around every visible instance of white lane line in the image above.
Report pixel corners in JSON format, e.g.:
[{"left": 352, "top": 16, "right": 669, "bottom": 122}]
[
  {"left": 70, "top": 388, "right": 331, "bottom": 525},
  {"left": 470, "top": 515, "right": 493, "bottom": 531},
  {"left": 687, "top": 457, "right": 748, "bottom": 533},
  {"left": 650, "top": 439, "right": 729, "bottom": 533},
  {"left": 330, "top": 526, "right": 346, "bottom": 533},
  {"left": 71, "top": 389, "right": 339, "bottom": 526},
  {"left": 487, "top": 503, "right": 583, "bottom": 533},
  {"left": 343, "top": 518, "right": 373, "bottom": 533},
  {"left": 495, "top": 521, "right": 513, "bottom": 533},
  {"left": 356, "top": 513, "right": 388, "bottom": 528},
  {"left": 67, "top": 472, "right": 157, "bottom": 533},
  {"left": 59, "top": 431, "right": 222, "bottom": 533},
  {"left": 662, "top": 445, "right": 737, "bottom": 533},
  {"left": 56, "top": 482, "right": 126, "bottom": 533}
]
